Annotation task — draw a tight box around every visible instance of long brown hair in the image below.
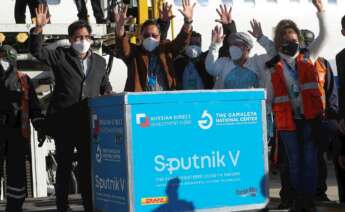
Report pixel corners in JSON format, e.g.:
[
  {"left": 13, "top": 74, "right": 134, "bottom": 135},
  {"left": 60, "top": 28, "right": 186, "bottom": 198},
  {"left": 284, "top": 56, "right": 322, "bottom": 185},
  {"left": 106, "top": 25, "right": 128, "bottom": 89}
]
[{"left": 274, "top": 19, "right": 303, "bottom": 49}]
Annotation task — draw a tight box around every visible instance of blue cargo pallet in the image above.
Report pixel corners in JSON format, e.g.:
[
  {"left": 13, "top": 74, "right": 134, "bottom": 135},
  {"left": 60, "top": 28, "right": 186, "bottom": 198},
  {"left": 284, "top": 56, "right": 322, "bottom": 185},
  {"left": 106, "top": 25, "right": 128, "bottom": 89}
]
[{"left": 89, "top": 90, "right": 269, "bottom": 212}]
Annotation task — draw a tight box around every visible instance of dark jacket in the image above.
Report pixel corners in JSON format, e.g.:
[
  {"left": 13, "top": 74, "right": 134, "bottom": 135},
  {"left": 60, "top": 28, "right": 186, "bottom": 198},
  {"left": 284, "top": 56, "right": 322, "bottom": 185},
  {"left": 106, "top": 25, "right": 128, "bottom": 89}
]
[
  {"left": 219, "top": 21, "right": 237, "bottom": 57},
  {"left": 0, "top": 69, "right": 43, "bottom": 128},
  {"left": 337, "top": 48, "right": 345, "bottom": 119},
  {"left": 29, "top": 29, "right": 112, "bottom": 115},
  {"left": 174, "top": 52, "right": 214, "bottom": 89},
  {"left": 116, "top": 26, "right": 192, "bottom": 92},
  {"left": 336, "top": 48, "right": 345, "bottom": 154}
]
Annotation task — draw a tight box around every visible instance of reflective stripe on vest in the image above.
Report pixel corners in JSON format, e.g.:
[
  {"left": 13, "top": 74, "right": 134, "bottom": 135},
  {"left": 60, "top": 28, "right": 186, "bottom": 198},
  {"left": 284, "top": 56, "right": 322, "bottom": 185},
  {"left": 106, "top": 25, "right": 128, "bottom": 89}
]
[
  {"left": 273, "top": 96, "right": 290, "bottom": 104},
  {"left": 16, "top": 72, "right": 31, "bottom": 142},
  {"left": 271, "top": 53, "right": 324, "bottom": 131},
  {"left": 301, "top": 82, "right": 319, "bottom": 90}
]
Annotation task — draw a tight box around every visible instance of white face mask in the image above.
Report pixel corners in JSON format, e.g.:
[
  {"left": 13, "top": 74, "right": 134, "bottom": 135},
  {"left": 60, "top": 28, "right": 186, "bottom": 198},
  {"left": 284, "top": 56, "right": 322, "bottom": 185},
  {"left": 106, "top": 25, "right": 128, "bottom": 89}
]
[
  {"left": 229, "top": 46, "right": 243, "bottom": 61},
  {"left": 72, "top": 39, "right": 91, "bottom": 54},
  {"left": 0, "top": 59, "right": 10, "bottom": 72},
  {"left": 143, "top": 37, "right": 159, "bottom": 52},
  {"left": 185, "top": 45, "right": 202, "bottom": 59}
]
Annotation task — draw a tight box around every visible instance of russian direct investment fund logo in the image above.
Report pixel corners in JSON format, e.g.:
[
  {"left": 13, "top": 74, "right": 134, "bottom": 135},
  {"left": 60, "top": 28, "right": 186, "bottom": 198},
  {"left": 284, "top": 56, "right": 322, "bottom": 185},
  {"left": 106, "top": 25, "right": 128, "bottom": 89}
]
[
  {"left": 198, "top": 110, "right": 213, "bottom": 130},
  {"left": 136, "top": 113, "right": 150, "bottom": 128}
]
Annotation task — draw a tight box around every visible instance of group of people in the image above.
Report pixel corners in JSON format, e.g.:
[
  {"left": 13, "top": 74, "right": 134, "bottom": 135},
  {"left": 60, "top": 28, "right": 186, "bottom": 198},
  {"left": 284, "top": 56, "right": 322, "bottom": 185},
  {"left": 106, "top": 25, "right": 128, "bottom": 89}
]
[
  {"left": 1, "top": 0, "right": 345, "bottom": 212},
  {"left": 14, "top": 0, "right": 106, "bottom": 24}
]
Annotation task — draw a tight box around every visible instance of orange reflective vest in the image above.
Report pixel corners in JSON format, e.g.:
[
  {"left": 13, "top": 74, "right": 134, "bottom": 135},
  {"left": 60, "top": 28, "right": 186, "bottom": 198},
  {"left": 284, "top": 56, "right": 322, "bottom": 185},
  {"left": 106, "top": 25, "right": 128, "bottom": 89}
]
[
  {"left": 16, "top": 72, "right": 31, "bottom": 142},
  {"left": 271, "top": 54, "right": 325, "bottom": 131}
]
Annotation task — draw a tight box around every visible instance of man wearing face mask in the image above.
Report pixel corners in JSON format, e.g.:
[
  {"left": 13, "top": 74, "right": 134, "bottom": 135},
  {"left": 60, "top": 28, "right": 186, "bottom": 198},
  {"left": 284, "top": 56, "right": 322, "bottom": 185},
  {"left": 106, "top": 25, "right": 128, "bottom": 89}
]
[
  {"left": 301, "top": 29, "right": 338, "bottom": 203},
  {"left": 173, "top": 31, "right": 214, "bottom": 90},
  {"left": 0, "top": 45, "right": 45, "bottom": 212},
  {"left": 261, "top": 1, "right": 328, "bottom": 211},
  {"left": 275, "top": 28, "right": 338, "bottom": 209},
  {"left": 205, "top": 23, "right": 275, "bottom": 91},
  {"left": 173, "top": 5, "right": 237, "bottom": 90},
  {"left": 29, "top": 5, "right": 112, "bottom": 212},
  {"left": 114, "top": 0, "right": 193, "bottom": 92},
  {"left": 206, "top": 17, "right": 277, "bottom": 149}
]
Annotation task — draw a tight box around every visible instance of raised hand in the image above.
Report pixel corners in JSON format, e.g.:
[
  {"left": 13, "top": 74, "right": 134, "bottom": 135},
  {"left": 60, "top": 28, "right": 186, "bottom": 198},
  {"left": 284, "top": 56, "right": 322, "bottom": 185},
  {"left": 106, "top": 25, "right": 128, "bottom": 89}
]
[
  {"left": 178, "top": 0, "right": 196, "bottom": 23},
  {"left": 312, "top": 0, "right": 324, "bottom": 12},
  {"left": 35, "top": 4, "right": 50, "bottom": 28},
  {"left": 215, "top": 4, "right": 232, "bottom": 25},
  {"left": 113, "top": 4, "right": 131, "bottom": 37},
  {"left": 159, "top": 2, "right": 174, "bottom": 22},
  {"left": 212, "top": 25, "right": 224, "bottom": 44},
  {"left": 248, "top": 19, "right": 263, "bottom": 39}
]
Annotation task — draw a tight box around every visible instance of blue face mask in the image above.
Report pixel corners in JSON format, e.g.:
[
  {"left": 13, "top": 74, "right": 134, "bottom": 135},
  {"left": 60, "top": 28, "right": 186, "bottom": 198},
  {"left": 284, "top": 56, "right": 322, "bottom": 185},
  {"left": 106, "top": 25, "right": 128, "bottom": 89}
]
[
  {"left": 185, "top": 45, "right": 202, "bottom": 59},
  {"left": 229, "top": 46, "right": 243, "bottom": 60}
]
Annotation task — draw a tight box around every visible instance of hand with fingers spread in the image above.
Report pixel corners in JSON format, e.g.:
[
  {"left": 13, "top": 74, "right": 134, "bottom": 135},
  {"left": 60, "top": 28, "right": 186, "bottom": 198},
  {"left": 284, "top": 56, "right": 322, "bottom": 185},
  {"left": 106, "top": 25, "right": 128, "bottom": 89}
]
[
  {"left": 160, "top": 2, "right": 174, "bottom": 22},
  {"left": 215, "top": 4, "right": 232, "bottom": 25},
  {"left": 212, "top": 25, "right": 224, "bottom": 44},
  {"left": 248, "top": 19, "right": 263, "bottom": 40},
  {"left": 34, "top": 4, "right": 50, "bottom": 32},
  {"left": 178, "top": 0, "right": 196, "bottom": 23},
  {"left": 312, "top": 0, "right": 324, "bottom": 13},
  {"left": 113, "top": 4, "right": 131, "bottom": 37}
]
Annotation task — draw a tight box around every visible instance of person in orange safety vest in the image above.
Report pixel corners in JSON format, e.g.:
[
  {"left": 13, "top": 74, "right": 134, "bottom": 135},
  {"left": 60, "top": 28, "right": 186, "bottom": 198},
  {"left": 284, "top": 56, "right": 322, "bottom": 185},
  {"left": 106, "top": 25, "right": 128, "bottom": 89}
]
[{"left": 0, "top": 45, "right": 46, "bottom": 212}]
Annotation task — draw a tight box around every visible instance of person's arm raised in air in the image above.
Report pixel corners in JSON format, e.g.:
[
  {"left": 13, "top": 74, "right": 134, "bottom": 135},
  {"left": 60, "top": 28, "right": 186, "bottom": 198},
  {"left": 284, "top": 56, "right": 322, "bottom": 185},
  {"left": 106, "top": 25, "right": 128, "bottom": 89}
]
[
  {"left": 215, "top": 4, "right": 237, "bottom": 57},
  {"left": 29, "top": 4, "right": 59, "bottom": 67},
  {"left": 165, "top": 0, "right": 194, "bottom": 58},
  {"left": 308, "top": 0, "right": 327, "bottom": 61},
  {"left": 113, "top": 4, "right": 134, "bottom": 60},
  {"left": 205, "top": 26, "right": 226, "bottom": 77}
]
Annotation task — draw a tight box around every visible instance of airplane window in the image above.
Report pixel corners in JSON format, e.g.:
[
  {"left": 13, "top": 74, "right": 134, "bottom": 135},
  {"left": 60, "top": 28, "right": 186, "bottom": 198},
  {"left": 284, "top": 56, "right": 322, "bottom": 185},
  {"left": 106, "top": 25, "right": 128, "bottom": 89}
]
[
  {"left": 267, "top": 0, "right": 277, "bottom": 3},
  {"left": 46, "top": 0, "right": 61, "bottom": 5},
  {"left": 222, "top": 0, "right": 233, "bottom": 5},
  {"left": 197, "top": 0, "right": 209, "bottom": 6},
  {"left": 243, "top": 0, "right": 255, "bottom": 6}
]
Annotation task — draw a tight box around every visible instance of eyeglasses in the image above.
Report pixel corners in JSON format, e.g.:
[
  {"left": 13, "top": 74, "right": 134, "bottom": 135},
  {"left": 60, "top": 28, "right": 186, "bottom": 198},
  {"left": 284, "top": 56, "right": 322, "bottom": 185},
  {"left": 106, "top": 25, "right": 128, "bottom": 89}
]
[{"left": 142, "top": 33, "right": 160, "bottom": 39}]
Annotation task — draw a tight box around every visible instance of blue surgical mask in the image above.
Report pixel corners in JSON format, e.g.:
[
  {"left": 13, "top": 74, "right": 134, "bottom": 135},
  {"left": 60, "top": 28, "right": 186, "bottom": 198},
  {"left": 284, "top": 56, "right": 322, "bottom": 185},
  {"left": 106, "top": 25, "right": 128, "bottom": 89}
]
[
  {"left": 229, "top": 46, "right": 243, "bottom": 61},
  {"left": 185, "top": 45, "right": 202, "bottom": 59}
]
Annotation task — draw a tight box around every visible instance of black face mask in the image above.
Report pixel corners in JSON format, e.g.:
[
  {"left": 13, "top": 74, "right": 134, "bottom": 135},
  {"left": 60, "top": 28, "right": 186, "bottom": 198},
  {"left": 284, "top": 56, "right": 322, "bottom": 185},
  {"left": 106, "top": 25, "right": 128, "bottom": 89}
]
[{"left": 281, "top": 41, "right": 300, "bottom": 57}]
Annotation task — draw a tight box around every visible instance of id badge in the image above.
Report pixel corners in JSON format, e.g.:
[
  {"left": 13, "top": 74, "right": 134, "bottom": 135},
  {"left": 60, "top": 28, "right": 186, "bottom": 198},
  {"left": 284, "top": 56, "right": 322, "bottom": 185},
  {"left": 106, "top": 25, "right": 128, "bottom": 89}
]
[{"left": 148, "top": 75, "right": 157, "bottom": 87}]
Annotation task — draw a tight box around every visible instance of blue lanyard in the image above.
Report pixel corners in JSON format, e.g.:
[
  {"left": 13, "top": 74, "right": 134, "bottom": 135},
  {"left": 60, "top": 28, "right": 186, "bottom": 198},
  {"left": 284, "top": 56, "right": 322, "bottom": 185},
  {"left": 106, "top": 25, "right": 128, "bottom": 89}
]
[{"left": 283, "top": 59, "right": 298, "bottom": 81}]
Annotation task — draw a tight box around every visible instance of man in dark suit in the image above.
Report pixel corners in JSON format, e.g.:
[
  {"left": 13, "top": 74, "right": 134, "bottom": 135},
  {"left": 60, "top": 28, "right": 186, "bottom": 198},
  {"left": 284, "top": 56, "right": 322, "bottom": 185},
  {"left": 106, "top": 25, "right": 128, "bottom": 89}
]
[
  {"left": 335, "top": 14, "right": 345, "bottom": 204},
  {"left": 29, "top": 5, "right": 112, "bottom": 212}
]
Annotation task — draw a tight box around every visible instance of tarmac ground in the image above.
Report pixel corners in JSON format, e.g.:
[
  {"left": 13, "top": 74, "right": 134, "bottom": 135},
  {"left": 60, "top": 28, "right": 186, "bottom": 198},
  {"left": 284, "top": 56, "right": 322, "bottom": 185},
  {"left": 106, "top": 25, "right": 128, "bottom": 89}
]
[{"left": 0, "top": 160, "right": 344, "bottom": 211}]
